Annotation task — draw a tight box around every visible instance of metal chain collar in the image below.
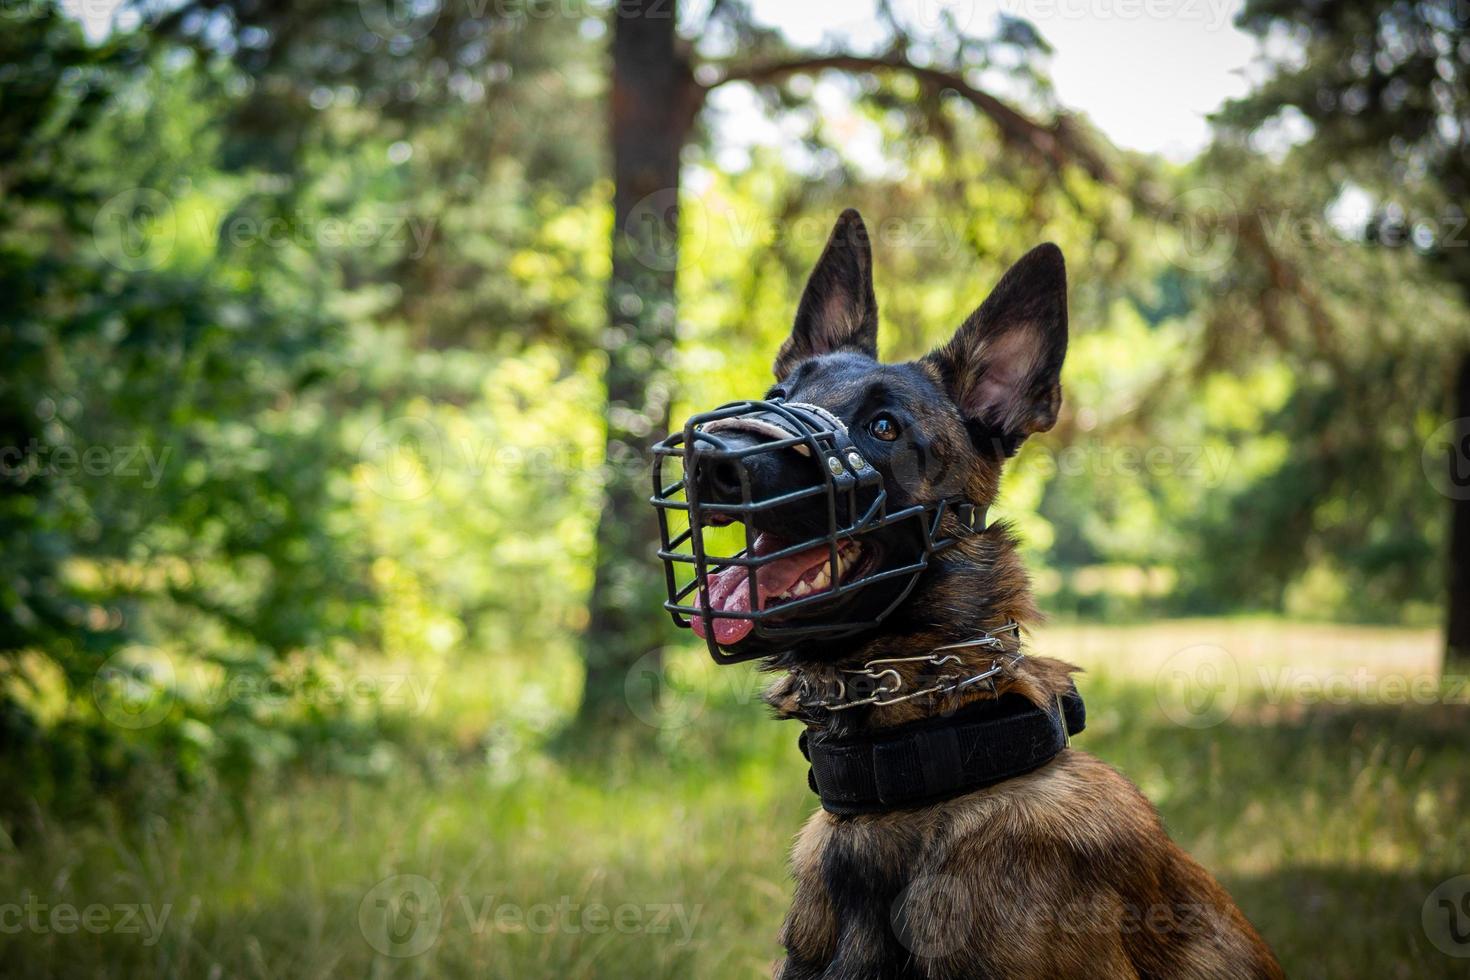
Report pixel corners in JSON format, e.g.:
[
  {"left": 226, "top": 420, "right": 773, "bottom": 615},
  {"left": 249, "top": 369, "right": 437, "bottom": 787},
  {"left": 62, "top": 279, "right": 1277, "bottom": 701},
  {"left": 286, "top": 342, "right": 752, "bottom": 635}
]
[{"left": 795, "top": 621, "right": 1023, "bottom": 713}]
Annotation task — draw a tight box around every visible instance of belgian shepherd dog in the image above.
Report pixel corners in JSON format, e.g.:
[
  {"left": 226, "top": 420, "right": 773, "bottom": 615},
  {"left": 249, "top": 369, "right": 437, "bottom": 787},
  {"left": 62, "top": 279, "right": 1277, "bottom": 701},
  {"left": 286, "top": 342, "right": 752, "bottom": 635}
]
[{"left": 656, "top": 210, "right": 1282, "bottom": 979}]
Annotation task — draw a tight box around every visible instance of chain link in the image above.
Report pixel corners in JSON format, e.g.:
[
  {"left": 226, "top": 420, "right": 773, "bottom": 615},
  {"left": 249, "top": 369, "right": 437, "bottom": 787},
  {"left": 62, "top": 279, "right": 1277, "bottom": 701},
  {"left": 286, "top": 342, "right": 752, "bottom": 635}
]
[{"left": 795, "top": 622, "right": 1023, "bottom": 712}]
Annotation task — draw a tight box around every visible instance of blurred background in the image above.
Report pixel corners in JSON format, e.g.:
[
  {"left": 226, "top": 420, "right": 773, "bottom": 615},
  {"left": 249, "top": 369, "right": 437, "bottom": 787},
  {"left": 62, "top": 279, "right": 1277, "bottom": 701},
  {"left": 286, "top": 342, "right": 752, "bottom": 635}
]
[{"left": 2, "top": 0, "right": 1469, "bottom": 976}]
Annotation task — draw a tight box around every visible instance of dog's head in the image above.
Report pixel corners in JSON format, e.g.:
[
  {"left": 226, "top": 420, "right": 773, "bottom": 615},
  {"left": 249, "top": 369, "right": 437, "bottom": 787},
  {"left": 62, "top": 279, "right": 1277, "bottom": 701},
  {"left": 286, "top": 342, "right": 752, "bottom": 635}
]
[{"left": 656, "top": 209, "right": 1068, "bottom": 662}]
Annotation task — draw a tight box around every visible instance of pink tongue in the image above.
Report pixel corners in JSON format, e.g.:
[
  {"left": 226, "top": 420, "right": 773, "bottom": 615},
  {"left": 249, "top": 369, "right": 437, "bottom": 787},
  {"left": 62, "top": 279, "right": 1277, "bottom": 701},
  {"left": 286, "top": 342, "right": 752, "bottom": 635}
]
[{"left": 691, "top": 534, "right": 833, "bottom": 646}]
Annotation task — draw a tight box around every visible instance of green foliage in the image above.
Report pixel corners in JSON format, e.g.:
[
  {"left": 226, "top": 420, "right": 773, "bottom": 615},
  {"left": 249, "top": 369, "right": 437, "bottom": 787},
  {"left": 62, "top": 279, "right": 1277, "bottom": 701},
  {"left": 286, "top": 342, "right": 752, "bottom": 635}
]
[
  {"left": 2, "top": 4, "right": 1468, "bottom": 975},
  {"left": 1, "top": 0, "right": 1463, "bottom": 833},
  {"left": 0, "top": 623, "right": 1463, "bottom": 977},
  {"left": 1191, "top": 0, "right": 1470, "bottom": 616},
  {"left": 1, "top": 1, "right": 616, "bottom": 821}
]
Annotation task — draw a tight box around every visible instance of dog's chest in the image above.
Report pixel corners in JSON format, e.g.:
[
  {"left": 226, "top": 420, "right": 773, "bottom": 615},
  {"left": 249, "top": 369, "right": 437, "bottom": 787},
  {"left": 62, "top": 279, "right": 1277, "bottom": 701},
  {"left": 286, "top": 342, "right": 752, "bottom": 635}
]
[
  {"left": 780, "top": 810, "right": 1007, "bottom": 980},
  {"left": 778, "top": 754, "right": 1126, "bottom": 979}
]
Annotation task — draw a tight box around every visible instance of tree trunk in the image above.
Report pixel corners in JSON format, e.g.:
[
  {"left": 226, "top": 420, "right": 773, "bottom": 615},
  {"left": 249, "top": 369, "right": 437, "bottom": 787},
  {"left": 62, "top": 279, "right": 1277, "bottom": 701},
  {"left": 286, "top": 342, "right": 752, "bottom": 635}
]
[
  {"left": 577, "top": 0, "right": 689, "bottom": 728},
  {"left": 1447, "top": 350, "right": 1470, "bottom": 671}
]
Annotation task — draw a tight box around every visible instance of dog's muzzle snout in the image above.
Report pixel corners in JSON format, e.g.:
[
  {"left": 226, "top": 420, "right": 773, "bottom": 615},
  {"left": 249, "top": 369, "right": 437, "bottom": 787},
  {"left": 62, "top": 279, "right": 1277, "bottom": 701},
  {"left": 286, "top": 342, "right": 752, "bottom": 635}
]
[
  {"left": 691, "top": 405, "right": 847, "bottom": 519},
  {"left": 691, "top": 425, "right": 798, "bottom": 509},
  {"left": 649, "top": 398, "right": 986, "bottom": 664}
]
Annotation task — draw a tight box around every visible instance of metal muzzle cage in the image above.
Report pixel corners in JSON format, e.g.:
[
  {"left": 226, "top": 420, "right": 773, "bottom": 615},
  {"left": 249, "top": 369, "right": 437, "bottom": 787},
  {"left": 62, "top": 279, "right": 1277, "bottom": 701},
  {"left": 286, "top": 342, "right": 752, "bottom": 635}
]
[{"left": 650, "top": 399, "right": 984, "bottom": 664}]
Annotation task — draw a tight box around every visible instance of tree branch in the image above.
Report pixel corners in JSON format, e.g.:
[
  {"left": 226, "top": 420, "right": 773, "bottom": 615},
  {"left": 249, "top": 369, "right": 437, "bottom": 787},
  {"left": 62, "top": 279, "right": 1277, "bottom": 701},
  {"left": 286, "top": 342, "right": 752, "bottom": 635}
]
[
  {"left": 704, "top": 48, "right": 1349, "bottom": 389},
  {"left": 703, "top": 53, "right": 1118, "bottom": 187}
]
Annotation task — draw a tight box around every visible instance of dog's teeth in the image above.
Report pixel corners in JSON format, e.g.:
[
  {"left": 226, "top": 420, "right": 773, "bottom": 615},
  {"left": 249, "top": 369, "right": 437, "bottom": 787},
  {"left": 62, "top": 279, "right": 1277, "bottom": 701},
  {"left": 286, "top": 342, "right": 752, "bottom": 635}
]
[
  {"left": 791, "top": 581, "right": 811, "bottom": 598},
  {"left": 835, "top": 544, "right": 857, "bottom": 578},
  {"left": 812, "top": 567, "right": 830, "bottom": 590}
]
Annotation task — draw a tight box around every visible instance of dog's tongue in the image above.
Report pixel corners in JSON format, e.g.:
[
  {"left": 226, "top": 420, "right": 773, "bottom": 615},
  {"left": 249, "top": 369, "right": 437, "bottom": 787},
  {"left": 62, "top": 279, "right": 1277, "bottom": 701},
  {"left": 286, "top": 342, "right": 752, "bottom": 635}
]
[{"left": 691, "top": 533, "right": 831, "bottom": 647}]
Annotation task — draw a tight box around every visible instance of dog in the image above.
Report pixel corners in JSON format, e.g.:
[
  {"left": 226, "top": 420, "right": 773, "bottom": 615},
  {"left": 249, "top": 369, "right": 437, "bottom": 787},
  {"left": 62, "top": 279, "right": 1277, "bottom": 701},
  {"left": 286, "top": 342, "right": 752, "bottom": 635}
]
[{"left": 652, "top": 210, "right": 1282, "bottom": 979}]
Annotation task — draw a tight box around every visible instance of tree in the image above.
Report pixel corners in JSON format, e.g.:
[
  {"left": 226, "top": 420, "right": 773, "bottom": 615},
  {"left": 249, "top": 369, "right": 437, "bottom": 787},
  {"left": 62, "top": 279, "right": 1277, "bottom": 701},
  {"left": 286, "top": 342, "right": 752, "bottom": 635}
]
[
  {"left": 578, "top": 0, "right": 688, "bottom": 727},
  {"left": 0, "top": 13, "right": 140, "bottom": 811},
  {"left": 1, "top": 5, "right": 381, "bottom": 817},
  {"left": 1217, "top": 0, "right": 1470, "bottom": 666},
  {"left": 133, "top": 0, "right": 1131, "bottom": 727},
  {"left": 572, "top": 1, "right": 1152, "bottom": 725},
  {"left": 142, "top": 0, "right": 606, "bottom": 351}
]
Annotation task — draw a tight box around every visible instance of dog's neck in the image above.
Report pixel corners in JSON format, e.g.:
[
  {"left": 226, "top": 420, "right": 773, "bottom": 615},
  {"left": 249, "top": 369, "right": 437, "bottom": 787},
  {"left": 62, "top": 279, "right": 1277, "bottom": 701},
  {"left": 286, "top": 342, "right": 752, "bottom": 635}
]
[{"left": 764, "top": 524, "right": 1079, "bottom": 734}]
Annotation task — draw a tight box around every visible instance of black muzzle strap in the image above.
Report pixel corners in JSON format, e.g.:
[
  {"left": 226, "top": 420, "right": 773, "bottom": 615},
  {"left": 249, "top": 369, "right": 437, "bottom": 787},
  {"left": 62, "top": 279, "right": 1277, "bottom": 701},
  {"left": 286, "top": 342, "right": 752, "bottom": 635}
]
[
  {"left": 798, "top": 687, "right": 1086, "bottom": 816},
  {"left": 700, "top": 401, "right": 848, "bottom": 457}
]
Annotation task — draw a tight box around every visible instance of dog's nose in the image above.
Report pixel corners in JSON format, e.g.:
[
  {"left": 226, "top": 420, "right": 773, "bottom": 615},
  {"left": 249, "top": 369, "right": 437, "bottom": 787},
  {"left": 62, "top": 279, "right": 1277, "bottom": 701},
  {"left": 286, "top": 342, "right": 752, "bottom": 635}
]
[
  {"left": 706, "top": 458, "right": 744, "bottom": 501},
  {"left": 693, "top": 429, "right": 769, "bottom": 505},
  {"left": 686, "top": 412, "right": 878, "bottom": 539}
]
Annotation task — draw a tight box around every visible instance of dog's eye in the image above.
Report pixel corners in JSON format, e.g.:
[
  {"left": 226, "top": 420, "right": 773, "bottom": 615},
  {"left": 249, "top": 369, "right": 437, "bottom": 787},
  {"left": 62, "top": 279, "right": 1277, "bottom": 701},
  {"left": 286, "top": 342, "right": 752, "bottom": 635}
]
[
  {"left": 766, "top": 387, "right": 788, "bottom": 401},
  {"left": 867, "top": 414, "right": 900, "bottom": 442}
]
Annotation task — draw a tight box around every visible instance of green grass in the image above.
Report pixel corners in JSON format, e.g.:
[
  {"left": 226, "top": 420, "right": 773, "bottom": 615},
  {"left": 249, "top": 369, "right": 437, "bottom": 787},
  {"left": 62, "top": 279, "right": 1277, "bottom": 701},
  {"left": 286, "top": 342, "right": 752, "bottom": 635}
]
[{"left": 1, "top": 621, "right": 1467, "bottom": 978}]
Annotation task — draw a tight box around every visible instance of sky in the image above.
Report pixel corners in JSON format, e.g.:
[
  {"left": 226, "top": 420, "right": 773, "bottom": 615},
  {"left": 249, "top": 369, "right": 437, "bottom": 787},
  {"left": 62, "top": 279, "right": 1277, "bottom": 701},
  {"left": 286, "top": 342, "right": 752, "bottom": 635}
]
[
  {"left": 63, "top": 0, "right": 1261, "bottom": 161},
  {"left": 731, "top": 0, "right": 1260, "bottom": 161}
]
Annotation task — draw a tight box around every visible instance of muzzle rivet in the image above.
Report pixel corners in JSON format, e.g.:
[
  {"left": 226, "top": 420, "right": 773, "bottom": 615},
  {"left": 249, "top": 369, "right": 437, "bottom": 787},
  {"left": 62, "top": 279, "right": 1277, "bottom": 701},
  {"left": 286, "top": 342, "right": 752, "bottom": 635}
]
[
  {"left": 847, "top": 452, "right": 866, "bottom": 470},
  {"left": 827, "top": 456, "right": 844, "bottom": 476}
]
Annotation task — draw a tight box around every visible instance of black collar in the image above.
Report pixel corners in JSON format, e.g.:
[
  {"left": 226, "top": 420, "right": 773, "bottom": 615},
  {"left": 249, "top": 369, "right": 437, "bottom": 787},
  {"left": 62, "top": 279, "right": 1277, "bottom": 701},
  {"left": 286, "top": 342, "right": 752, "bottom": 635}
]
[{"left": 797, "top": 688, "right": 1086, "bottom": 816}]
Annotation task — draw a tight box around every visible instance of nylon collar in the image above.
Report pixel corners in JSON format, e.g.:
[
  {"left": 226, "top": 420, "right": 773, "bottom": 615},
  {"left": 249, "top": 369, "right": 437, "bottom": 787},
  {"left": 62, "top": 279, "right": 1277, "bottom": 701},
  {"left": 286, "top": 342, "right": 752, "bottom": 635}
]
[{"left": 797, "top": 686, "right": 1086, "bottom": 816}]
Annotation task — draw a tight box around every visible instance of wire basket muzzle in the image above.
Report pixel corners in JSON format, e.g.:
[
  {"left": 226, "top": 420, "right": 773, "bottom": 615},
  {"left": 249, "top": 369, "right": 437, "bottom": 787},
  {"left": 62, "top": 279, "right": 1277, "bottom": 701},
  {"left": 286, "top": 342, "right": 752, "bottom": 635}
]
[{"left": 649, "top": 399, "right": 982, "bottom": 664}]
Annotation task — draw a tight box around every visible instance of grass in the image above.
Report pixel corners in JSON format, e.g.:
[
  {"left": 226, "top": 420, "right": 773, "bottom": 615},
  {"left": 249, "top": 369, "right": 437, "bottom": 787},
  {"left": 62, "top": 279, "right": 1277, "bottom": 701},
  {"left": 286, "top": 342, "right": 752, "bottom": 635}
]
[{"left": 1, "top": 620, "right": 1467, "bottom": 978}]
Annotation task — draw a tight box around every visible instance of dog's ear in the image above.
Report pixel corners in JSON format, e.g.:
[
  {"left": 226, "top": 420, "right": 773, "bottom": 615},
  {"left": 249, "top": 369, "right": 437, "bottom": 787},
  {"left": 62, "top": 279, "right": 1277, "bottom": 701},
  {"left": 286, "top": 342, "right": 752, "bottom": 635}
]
[
  {"left": 924, "top": 243, "right": 1068, "bottom": 444},
  {"left": 774, "top": 209, "right": 879, "bottom": 380}
]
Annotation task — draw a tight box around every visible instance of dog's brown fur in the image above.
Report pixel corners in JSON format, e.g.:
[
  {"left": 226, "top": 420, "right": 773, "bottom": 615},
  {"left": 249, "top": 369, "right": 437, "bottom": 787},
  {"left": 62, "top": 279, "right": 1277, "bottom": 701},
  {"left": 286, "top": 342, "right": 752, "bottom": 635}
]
[
  {"left": 766, "top": 530, "right": 1281, "bottom": 979},
  {"left": 736, "top": 211, "right": 1281, "bottom": 979}
]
